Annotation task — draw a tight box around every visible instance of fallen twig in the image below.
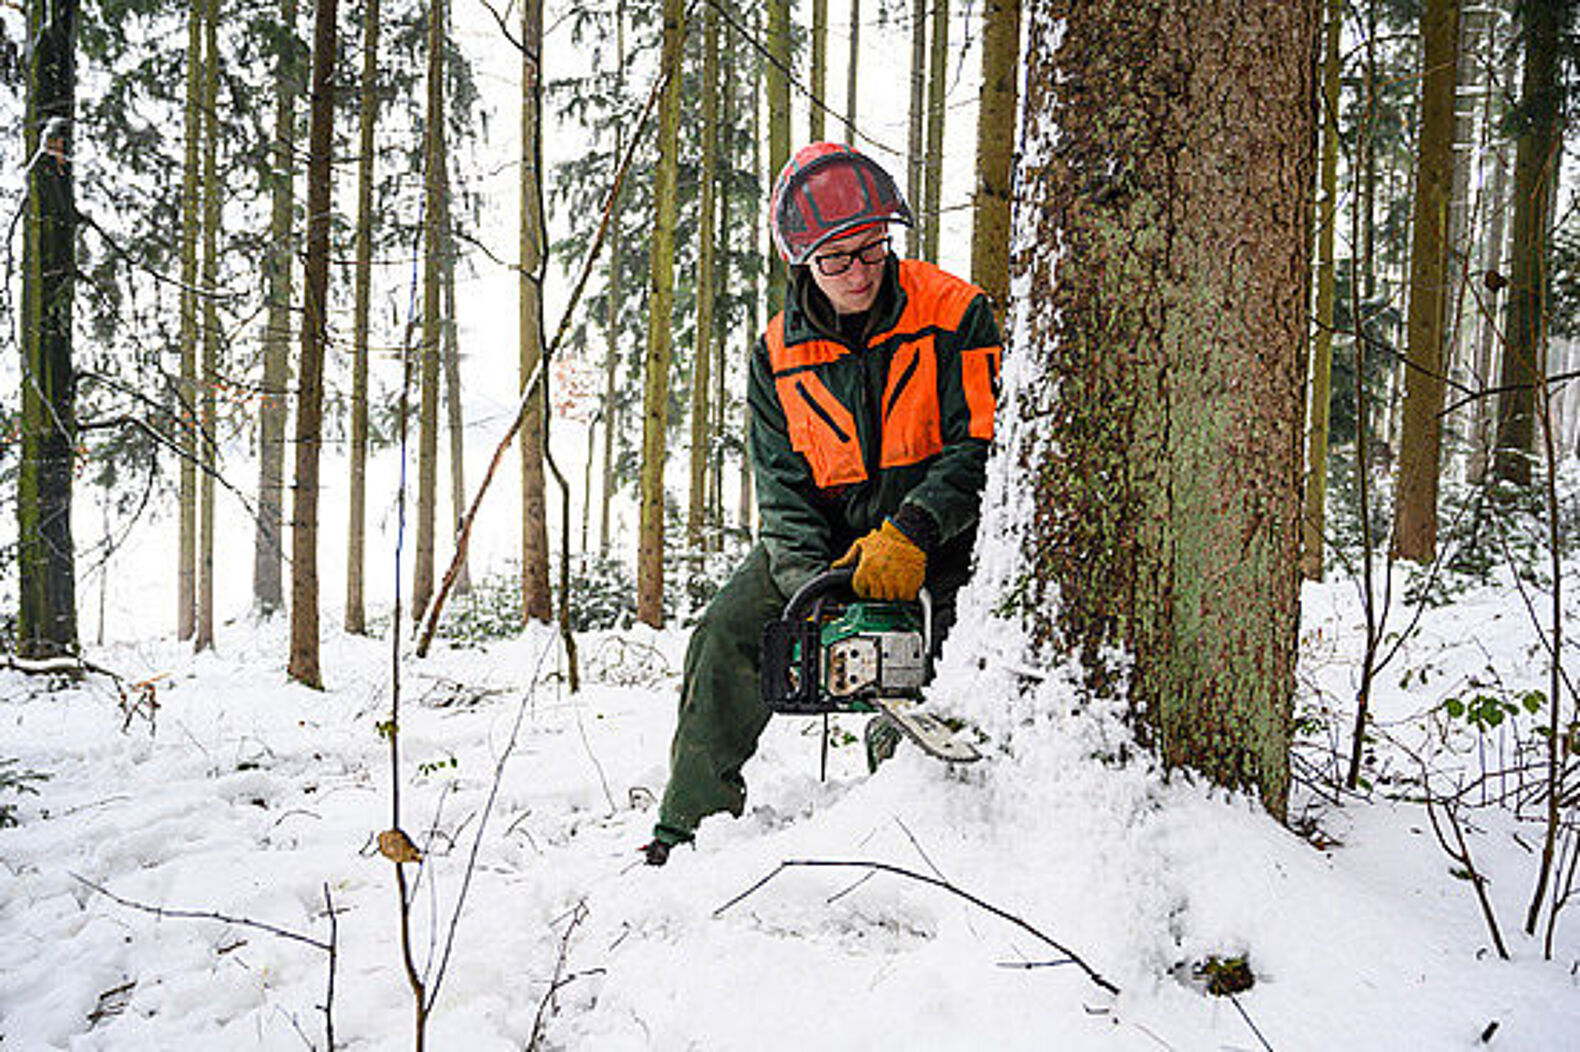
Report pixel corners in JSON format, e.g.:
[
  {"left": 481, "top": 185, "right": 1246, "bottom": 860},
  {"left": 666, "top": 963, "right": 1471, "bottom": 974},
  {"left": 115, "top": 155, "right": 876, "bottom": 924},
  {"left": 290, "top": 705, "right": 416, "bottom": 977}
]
[
  {"left": 72, "top": 873, "right": 338, "bottom": 1049},
  {"left": 715, "top": 859, "right": 1119, "bottom": 995},
  {"left": 529, "top": 901, "right": 588, "bottom": 1050}
]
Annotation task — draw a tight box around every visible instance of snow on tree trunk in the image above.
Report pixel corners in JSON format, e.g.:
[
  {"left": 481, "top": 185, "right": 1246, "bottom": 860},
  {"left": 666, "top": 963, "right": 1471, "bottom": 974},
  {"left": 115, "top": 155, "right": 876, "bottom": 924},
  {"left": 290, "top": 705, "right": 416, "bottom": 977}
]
[{"left": 1006, "top": 0, "right": 1317, "bottom": 819}]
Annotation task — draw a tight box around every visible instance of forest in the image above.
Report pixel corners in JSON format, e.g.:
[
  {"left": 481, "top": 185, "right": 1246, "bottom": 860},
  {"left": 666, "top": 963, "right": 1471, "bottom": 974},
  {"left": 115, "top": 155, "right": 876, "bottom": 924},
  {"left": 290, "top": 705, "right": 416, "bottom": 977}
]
[{"left": 3, "top": 0, "right": 1580, "bottom": 1048}]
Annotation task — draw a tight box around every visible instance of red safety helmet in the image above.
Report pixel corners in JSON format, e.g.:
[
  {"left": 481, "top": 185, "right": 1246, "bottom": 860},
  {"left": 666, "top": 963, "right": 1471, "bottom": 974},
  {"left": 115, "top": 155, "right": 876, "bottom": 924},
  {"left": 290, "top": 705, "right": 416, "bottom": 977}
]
[{"left": 770, "top": 142, "right": 913, "bottom": 266}]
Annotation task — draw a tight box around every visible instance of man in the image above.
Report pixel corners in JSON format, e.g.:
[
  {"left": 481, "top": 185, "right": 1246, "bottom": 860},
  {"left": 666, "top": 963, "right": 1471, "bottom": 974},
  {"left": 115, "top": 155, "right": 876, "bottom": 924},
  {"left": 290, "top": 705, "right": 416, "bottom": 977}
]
[{"left": 644, "top": 142, "right": 1002, "bottom": 865}]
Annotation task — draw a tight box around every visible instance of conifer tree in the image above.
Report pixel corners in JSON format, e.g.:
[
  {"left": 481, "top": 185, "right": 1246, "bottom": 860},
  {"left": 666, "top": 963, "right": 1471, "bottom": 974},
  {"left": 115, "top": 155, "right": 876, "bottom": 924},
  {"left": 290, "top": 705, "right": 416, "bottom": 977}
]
[
  {"left": 1392, "top": 0, "right": 1461, "bottom": 562},
  {"left": 346, "top": 0, "right": 379, "bottom": 635},
  {"left": 637, "top": 0, "right": 685, "bottom": 627},
  {"left": 289, "top": 0, "right": 340, "bottom": 687},
  {"left": 255, "top": 0, "right": 300, "bottom": 617},
  {"left": 17, "top": 0, "right": 79, "bottom": 658}
]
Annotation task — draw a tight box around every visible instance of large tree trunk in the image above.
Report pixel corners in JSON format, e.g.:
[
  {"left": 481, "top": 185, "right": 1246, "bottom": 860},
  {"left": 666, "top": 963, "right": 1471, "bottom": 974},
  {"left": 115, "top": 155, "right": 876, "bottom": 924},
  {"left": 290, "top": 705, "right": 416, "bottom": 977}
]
[
  {"left": 971, "top": 0, "right": 1019, "bottom": 310},
  {"left": 345, "top": 0, "right": 378, "bottom": 635},
  {"left": 688, "top": 1, "right": 719, "bottom": 555},
  {"left": 17, "top": 0, "right": 78, "bottom": 659},
  {"left": 255, "top": 0, "right": 298, "bottom": 617},
  {"left": 1392, "top": 0, "right": 1461, "bottom": 562},
  {"left": 922, "top": 0, "right": 948, "bottom": 263},
  {"left": 1492, "top": 0, "right": 1563, "bottom": 486},
  {"left": 288, "top": 0, "right": 338, "bottom": 688},
  {"left": 1013, "top": 0, "right": 1317, "bottom": 819},
  {"left": 520, "top": 0, "right": 552, "bottom": 622},
  {"left": 194, "top": 0, "right": 220, "bottom": 652},
  {"left": 414, "top": 0, "right": 445, "bottom": 622},
  {"left": 1301, "top": 0, "right": 1341, "bottom": 580},
  {"left": 177, "top": 0, "right": 202, "bottom": 641},
  {"left": 637, "top": 0, "right": 685, "bottom": 628}
]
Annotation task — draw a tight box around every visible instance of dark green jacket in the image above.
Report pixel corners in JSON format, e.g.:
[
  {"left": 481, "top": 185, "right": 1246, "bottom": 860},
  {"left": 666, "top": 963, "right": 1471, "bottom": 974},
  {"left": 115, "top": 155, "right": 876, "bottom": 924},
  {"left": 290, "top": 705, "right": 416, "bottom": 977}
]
[{"left": 748, "top": 256, "right": 1003, "bottom": 598}]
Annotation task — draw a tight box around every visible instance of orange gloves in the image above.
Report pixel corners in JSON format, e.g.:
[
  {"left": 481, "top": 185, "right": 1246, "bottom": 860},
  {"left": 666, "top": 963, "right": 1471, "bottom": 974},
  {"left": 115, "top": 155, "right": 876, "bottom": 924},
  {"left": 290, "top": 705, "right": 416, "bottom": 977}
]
[{"left": 832, "top": 520, "right": 927, "bottom": 601}]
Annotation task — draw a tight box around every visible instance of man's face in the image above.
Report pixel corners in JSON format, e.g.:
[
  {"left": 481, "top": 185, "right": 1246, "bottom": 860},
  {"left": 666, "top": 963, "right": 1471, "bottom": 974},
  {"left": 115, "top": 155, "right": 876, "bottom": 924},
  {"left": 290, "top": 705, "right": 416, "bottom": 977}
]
[{"left": 808, "top": 226, "right": 891, "bottom": 316}]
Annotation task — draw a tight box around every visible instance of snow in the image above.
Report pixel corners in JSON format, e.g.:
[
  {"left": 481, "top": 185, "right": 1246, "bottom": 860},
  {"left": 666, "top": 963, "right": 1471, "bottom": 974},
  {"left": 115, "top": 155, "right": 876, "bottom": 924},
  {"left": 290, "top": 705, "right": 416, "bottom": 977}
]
[{"left": 3, "top": 547, "right": 1579, "bottom": 1049}]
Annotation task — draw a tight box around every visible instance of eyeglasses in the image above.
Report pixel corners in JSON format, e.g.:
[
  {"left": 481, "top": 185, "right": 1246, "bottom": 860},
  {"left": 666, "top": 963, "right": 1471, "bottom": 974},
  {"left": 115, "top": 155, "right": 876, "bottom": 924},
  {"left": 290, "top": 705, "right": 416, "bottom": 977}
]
[{"left": 812, "top": 236, "right": 891, "bottom": 277}]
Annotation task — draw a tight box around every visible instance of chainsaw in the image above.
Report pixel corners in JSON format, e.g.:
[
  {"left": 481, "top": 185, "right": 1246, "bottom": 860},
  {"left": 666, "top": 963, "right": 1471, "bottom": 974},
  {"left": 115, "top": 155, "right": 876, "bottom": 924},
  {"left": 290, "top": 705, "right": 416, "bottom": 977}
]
[{"left": 760, "top": 567, "right": 981, "bottom": 766}]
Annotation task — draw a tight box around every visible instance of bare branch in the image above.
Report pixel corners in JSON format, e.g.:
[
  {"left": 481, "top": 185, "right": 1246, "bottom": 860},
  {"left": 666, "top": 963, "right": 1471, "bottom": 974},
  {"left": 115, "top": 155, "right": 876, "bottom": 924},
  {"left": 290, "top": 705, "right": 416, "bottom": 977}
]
[{"left": 715, "top": 859, "right": 1120, "bottom": 995}]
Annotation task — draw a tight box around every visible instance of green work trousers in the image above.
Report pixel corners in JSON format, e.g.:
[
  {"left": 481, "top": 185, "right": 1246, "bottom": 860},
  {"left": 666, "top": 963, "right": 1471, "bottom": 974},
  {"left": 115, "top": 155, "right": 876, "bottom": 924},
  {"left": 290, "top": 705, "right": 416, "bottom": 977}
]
[{"left": 656, "top": 545, "right": 787, "bottom": 841}]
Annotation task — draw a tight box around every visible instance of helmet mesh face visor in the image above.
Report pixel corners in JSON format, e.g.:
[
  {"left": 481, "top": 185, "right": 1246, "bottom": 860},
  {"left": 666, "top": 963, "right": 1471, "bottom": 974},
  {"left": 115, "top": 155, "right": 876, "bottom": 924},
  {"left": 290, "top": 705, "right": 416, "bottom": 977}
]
[{"left": 774, "top": 151, "right": 910, "bottom": 265}]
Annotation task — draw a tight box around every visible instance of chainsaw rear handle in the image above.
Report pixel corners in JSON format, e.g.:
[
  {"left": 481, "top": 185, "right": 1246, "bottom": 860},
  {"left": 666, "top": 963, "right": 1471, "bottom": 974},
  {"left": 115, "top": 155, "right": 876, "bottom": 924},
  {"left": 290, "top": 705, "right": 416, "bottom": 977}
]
[{"left": 782, "top": 567, "right": 933, "bottom": 649}]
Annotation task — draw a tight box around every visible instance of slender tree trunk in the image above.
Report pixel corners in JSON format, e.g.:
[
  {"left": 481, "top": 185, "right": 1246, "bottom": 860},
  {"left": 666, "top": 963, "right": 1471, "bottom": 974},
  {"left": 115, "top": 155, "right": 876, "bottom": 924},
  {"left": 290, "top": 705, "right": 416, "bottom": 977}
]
[
  {"left": 256, "top": 0, "right": 299, "bottom": 617},
  {"left": 741, "top": 38, "right": 763, "bottom": 536},
  {"left": 413, "top": 0, "right": 445, "bottom": 622},
  {"left": 712, "top": 59, "right": 732, "bottom": 550},
  {"left": 17, "top": 0, "right": 78, "bottom": 659},
  {"left": 844, "top": 0, "right": 859, "bottom": 145},
  {"left": 520, "top": 0, "right": 552, "bottom": 622},
  {"left": 689, "top": 2, "right": 719, "bottom": 555},
  {"left": 440, "top": 178, "right": 470, "bottom": 595},
  {"left": 194, "top": 0, "right": 220, "bottom": 652},
  {"left": 637, "top": 0, "right": 685, "bottom": 628},
  {"left": 598, "top": 0, "right": 625, "bottom": 559},
  {"left": 346, "top": 0, "right": 379, "bottom": 635},
  {"left": 1466, "top": 38, "right": 1515, "bottom": 488},
  {"left": 1392, "top": 0, "right": 1461, "bottom": 562},
  {"left": 971, "top": 0, "right": 1019, "bottom": 310},
  {"left": 178, "top": 0, "right": 202, "bottom": 641},
  {"left": 1302, "top": 0, "right": 1342, "bottom": 580},
  {"left": 289, "top": 0, "right": 338, "bottom": 688},
  {"left": 810, "top": 0, "right": 826, "bottom": 141},
  {"left": 1013, "top": 0, "right": 1317, "bottom": 819},
  {"left": 906, "top": 0, "right": 926, "bottom": 258},
  {"left": 922, "top": 0, "right": 948, "bottom": 263},
  {"left": 767, "top": 0, "right": 790, "bottom": 306},
  {"left": 598, "top": 231, "right": 621, "bottom": 557},
  {"left": 1493, "top": 0, "right": 1563, "bottom": 486}
]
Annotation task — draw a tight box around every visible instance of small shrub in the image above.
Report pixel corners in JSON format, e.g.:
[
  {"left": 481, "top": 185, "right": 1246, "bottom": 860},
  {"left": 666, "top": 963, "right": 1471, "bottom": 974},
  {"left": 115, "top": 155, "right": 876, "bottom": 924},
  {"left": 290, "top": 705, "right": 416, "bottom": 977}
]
[{"left": 0, "top": 759, "right": 49, "bottom": 828}]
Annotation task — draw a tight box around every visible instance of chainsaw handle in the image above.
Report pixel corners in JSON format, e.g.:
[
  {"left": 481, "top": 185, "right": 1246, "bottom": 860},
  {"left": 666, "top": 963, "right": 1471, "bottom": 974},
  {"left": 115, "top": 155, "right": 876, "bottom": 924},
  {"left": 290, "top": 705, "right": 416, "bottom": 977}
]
[{"left": 782, "top": 567, "right": 934, "bottom": 652}]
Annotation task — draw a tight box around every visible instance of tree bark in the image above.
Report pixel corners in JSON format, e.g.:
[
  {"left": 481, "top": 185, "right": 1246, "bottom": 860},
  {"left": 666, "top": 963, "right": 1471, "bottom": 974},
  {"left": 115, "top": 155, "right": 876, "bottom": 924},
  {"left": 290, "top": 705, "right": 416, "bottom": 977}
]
[
  {"left": 441, "top": 173, "right": 470, "bottom": 596},
  {"left": 345, "top": 0, "right": 378, "bottom": 635},
  {"left": 767, "top": 0, "right": 791, "bottom": 307},
  {"left": 922, "top": 0, "right": 948, "bottom": 263},
  {"left": 810, "top": 0, "right": 827, "bottom": 142},
  {"left": 17, "top": 0, "right": 78, "bottom": 658},
  {"left": 256, "top": 0, "right": 299, "bottom": 618},
  {"left": 1492, "top": 0, "right": 1564, "bottom": 486},
  {"left": 1013, "top": 0, "right": 1317, "bottom": 819},
  {"left": 598, "top": 0, "right": 625, "bottom": 558},
  {"left": 520, "top": 0, "right": 552, "bottom": 622},
  {"left": 177, "top": 0, "right": 202, "bottom": 641},
  {"left": 1301, "top": 0, "right": 1341, "bottom": 580},
  {"left": 906, "top": 0, "right": 926, "bottom": 258},
  {"left": 194, "top": 0, "right": 220, "bottom": 652},
  {"left": 637, "top": 0, "right": 685, "bottom": 627},
  {"left": 688, "top": 2, "right": 719, "bottom": 554},
  {"left": 1392, "top": 0, "right": 1461, "bottom": 562},
  {"left": 413, "top": 0, "right": 446, "bottom": 623},
  {"left": 288, "top": 0, "right": 338, "bottom": 688},
  {"left": 971, "top": 0, "right": 1019, "bottom": 311},
  {"left": 843, "top": 0, "right": 859, "bottom": 146}
]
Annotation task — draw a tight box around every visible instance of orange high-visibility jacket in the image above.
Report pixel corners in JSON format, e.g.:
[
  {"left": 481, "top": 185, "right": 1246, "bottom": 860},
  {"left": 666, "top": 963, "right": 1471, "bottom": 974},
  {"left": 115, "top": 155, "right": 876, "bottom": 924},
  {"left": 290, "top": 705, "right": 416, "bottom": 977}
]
[{"left": 749, "top": 257, "right": 1002, "bottom": 598}]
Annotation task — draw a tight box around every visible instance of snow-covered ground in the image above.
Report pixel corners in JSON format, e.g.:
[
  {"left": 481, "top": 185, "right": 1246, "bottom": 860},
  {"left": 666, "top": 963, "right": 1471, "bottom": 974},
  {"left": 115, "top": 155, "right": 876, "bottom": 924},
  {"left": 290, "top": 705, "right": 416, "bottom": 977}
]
[{"left": 3, "top": 552, "right": 1578, "bottom": 1050}]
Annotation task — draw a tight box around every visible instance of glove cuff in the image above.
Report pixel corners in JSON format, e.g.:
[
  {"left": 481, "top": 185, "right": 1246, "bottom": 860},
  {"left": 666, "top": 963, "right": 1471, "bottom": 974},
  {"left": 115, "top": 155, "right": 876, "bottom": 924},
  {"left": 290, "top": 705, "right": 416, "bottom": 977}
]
[{"left": 889, "top": 505, "right": 940, "bottom": 556}]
